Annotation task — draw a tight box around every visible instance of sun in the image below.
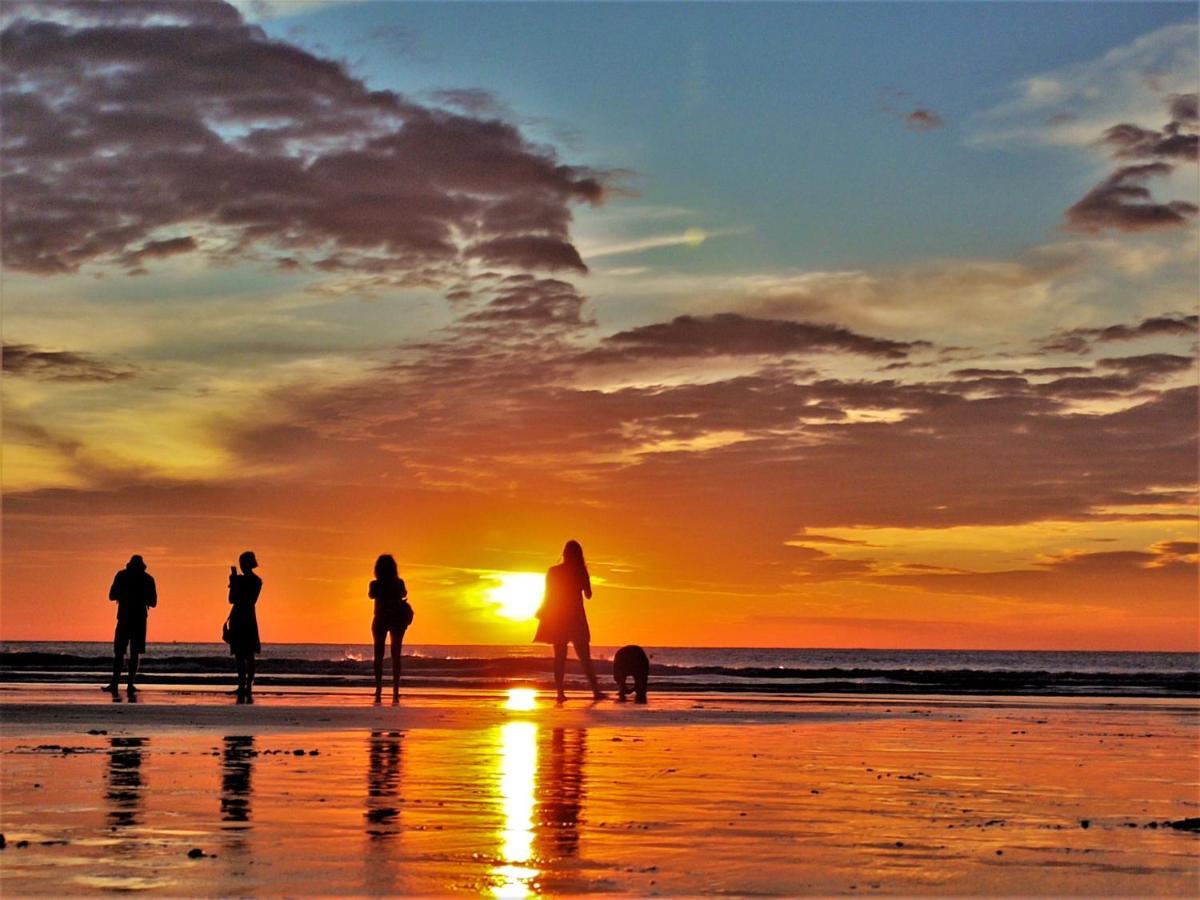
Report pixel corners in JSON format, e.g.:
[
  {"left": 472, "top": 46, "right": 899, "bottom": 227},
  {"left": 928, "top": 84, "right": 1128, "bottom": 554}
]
[{"left": 488, "top": 572, "right": 544, "bottom": 621}]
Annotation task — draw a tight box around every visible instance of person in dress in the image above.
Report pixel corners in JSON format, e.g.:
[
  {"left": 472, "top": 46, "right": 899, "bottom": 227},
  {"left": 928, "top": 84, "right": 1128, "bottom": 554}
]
[
  {"left": 534, "top": 540, "right": 605, "bottom": 702},
  {"left": 368, "top": 554, "right": 413, "bottom": 703},
  {"left": 227, "top": 551, "right": 262, "bottom": 701}
]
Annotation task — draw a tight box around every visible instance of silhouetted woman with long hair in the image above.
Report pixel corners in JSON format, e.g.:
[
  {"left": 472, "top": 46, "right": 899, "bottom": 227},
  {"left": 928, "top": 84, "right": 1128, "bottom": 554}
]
[
  {"left": 369, "top": 554, "right": 413, "bottom": 703},
  {"left": 535, "top": 540, "right": 605, "bottom": 702},
  {"left": 227, "top": 550, "right": 261, "bottom": 701}
]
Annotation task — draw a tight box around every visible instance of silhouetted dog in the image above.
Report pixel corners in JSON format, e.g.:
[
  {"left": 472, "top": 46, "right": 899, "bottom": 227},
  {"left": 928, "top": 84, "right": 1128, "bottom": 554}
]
[{"left": 613, "top": 645, "right": 649, "bottom": 703}]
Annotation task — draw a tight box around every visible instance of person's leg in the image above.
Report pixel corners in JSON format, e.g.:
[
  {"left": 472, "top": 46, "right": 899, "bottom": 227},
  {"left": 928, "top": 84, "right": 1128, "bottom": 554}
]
[
  {"left": 245, "top": 655, "right": 255, "bottom": 693},
  {"left": 574, "top": 640, "right": 606, "bottom": 699},
  {"left": 373, "top": 624, "right": 385, "bottom": 701},
  {"left": 235, "top": 653, "right": 247, "bottom": 695},
  {"left": 107, "top": 627, "right": 124, "bottom": 691},
  {"left": 127, "top": 649, "right": 140, "bottom": 691},
  {"left": 553, "top": 643, "right": 568, "bottom": 701},
  {"left": 390, "top": 628, "right": 403, "bottom": 700}
]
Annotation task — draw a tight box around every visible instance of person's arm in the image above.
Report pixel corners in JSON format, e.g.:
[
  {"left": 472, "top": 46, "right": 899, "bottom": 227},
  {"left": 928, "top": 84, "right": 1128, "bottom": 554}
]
[
  {"left": 368, "top": 579, "right": 378, "bottom": 600},
  {"left": 109, "top": 572, "right": 122, "bottom": 602},
  {"left": 146, "top": 575, "right": 157, "bottom": 609},
  {"left": 398, "top": 579, "right": 408, "bottom": 602},
  {"left": 582, "top": 570, "right": 592, "bottom": 600}
]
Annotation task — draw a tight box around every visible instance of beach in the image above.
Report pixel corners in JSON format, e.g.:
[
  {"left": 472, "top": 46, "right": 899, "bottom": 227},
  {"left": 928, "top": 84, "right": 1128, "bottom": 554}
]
[{"left": 2, "top": 685, "right": 1197, "bottom": 895}]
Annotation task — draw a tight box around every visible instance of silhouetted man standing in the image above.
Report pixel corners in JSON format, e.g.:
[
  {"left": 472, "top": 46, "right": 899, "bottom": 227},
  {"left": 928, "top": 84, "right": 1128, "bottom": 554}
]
[{"left": 104, "top": 555, "right": 157, "bottom": 694}]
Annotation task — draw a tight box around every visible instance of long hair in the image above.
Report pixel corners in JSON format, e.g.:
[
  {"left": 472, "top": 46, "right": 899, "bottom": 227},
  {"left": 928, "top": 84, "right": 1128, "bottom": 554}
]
[
  {"left": 562, "top": 540, "right": 587, "bottom": 578},
  {"left": 374, "top": 553, "right": 399, "bottom": 581}
]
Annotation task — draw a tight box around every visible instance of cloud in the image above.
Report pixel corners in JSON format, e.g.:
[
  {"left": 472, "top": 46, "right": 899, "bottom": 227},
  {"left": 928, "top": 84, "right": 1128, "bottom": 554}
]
[
  {"left": 1041, "top": 312, "right": 1198, "bottom": 353},
  {"left": 878, "top": 542, "right": 1197, "bottom": 612},
  {"left": 879, "top": 88, "right": 945, "bottom": 131},
  {"left": 977, "top": 23, "right": 1199, "bottom": 150},
  {"left": 905, "top": 108, "right": 944, "bottom": 131},
  {"left": 459, "top": 276, "right": 591, "bottom": 331},
  {"left": 973, "top": 26, "right": 1198, "bottom": 236},
  {"left": 1064, "top": 92, "right": 1199, "bottom": 234},
  {"left": 0, "top": 1, "right": 609, "bottom": 279},
  {"left": 581, "top": 313, "right": 923, "bottom": 363},
  {"left": 3, "top": 342, "right": 137, "bottom": 381},
  {"left": 427, "top": 88, "right": 507, "bottom": 117},
  {"left": 120, "top": 235, "right": 199, "bottom": 272},
  {"left": 1098, "top": 91, "right": 1198, "bottom": 162},
  {"left": 1064, "top": 162, "right": 1198, "bottom": 233},
  {"left": 1096, "top": 353, "right": 1195, "bottom": 380}
]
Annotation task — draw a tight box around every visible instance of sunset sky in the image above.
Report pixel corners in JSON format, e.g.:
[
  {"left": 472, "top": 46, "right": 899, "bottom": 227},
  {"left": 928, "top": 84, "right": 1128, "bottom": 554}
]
[{"left": 2, "top": 1, "right": 1197, "bottom": 650}]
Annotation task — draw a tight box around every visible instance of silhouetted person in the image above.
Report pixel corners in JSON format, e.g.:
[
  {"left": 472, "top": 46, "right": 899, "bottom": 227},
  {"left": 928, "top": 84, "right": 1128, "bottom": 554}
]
[
  {"left": 368, "top": 554, "right": 413, "bottom": 703},
  {"left": 104, "top": 555, "right": 157, "bottom": 693},
  {"left": 226, "top": 551, "right": 262, "bottom": 700},
  {"left": 534, "top": 540, "right": 605, "bottom": 702},
  {"left": 613, "top": 645, "right": 650, "bottom": 703}
]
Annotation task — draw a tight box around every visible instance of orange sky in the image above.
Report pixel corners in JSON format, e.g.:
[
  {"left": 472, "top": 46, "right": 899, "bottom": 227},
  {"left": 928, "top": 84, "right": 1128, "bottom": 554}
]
[{"left": 1, "top": 2, "right": 1198, "bottom": 650}]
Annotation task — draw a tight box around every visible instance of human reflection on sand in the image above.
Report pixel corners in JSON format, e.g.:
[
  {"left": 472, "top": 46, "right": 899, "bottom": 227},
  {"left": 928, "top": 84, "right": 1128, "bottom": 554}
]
[
  {"left": 105, "top": 736, "right": 147, "bottom": 830},
  {"left": 366, "top": 730, "right": 403, "bottom": 839},
  {"left": 364, "top": 730, "right": 404, "bottom": 894},
  {"left": 219, "top": 733, "right": 255, "bottom": 884},
  {"left": 536, "top": 728, "right": 585, "bottom": 863},
  {"left": 490, "top": 709, "right": 589, "bottom": 896}
]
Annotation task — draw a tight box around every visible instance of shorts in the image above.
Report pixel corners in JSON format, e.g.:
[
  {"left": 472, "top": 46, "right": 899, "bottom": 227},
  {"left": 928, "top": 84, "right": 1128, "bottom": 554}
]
[
  {"left": 114, "top": 618, "right": 147, "bottom": 656},
  {"left": 372, "top": 606, "right": 412, "bottom": 642}
]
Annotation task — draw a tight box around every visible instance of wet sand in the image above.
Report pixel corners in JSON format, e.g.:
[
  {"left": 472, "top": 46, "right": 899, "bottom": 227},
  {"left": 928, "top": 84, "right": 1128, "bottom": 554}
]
[{"left": 1, "top": 685, "right": 1197, "bottom": 895}]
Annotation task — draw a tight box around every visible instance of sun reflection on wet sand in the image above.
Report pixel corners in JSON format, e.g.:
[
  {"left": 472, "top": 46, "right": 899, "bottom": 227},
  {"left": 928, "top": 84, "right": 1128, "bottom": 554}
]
[
  {"left": 493, "top": 721, "right": 540, "bottom": 897},
  {"left": 505, "top": 687, "right": 539, "bottom": 711}
]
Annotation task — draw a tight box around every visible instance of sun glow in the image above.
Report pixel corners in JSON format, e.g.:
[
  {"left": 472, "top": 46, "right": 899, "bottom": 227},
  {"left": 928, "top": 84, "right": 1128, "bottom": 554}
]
[{"left": 488, "top": 572, "right": 544, "bottom": 621}]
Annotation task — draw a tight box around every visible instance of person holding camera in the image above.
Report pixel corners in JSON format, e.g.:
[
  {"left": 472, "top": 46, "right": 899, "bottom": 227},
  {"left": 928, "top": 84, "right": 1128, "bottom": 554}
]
[{"left": 226, "top": 551, "right": 262, "bottom": 701}]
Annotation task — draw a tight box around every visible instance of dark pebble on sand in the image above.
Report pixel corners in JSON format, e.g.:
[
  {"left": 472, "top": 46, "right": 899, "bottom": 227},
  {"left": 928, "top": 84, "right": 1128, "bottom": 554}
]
[
  {"left": 187, "top": 848, "right": 205, "bottom": 858},
  {"left": 86, "top": 729, "right": 107, "bottom": 736},
  {"left": 16, "top": 841, "right": 29, "bottom": 849},
  {"left": 895, "top": 841, "right": 904, "bottom": 848},
  {"left": 33, "top": 783, "right": 41, "bottom": 788},
  {"left": 1167, "top": 817, "right": 1200, "bottom": 832},
  {"left": 310, "top": 750, "right": 319, "bottom": 755},
  {"left": 293, "top": 749, "right": 305, "bottom": 756},
  {"left": 996, "top": 850, "right": 1003, "bottom": 856},
  {"left": 1080, "top": 820, "right": 1090, "bottom": 829},
  {"left": 0, "top": 834, "right": 5, "bottom": 849}
]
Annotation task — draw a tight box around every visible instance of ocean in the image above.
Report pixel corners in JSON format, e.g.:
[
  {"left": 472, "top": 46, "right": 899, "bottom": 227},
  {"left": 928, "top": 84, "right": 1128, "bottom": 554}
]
[{"left": 1, "top": 642, "right": 1196, "bottom": 697}]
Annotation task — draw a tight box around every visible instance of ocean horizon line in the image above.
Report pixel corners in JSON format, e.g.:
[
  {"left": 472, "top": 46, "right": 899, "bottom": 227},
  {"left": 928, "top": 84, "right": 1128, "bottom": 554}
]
[{"left": 2, "top": 639, "right": 1196, "bottom": 655}]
